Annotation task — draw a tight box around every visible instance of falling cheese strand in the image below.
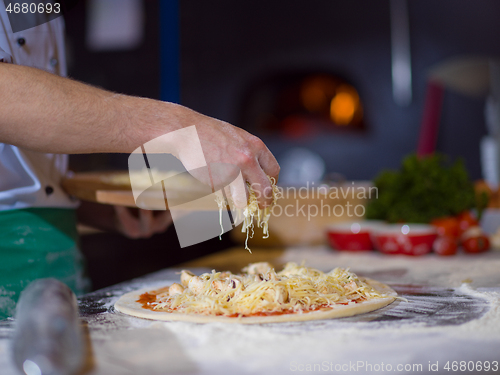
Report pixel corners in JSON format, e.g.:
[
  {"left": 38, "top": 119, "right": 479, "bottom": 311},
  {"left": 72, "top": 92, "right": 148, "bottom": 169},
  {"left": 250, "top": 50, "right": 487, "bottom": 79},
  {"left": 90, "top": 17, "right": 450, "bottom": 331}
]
[
  {"left": 151, "top": 262, "right": 390, "bottom": 317},
  {"left": 215, "top": 192, "right": 226, "bottom": 240},
  {"left": 216, "top": 176, "right": 281, "bottom": 252},
  {"left": 107, "top": 170, "right": 280, "bottom": 249}
]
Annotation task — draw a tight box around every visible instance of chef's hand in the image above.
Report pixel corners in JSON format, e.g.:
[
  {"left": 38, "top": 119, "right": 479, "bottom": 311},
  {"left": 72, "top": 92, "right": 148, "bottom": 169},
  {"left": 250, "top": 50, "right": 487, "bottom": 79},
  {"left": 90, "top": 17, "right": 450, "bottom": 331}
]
[
  {"left": 194, "top": 119, "right": 280, "bottom": 209},
  {"left": 77, "top": 201, "right": 172, "bottom": 239},
  {"left": 113, "top": 206, "right": 172, "bottom": 239},
  {"left": 150, "top": 103, "right": 280, "bottom": 209}
]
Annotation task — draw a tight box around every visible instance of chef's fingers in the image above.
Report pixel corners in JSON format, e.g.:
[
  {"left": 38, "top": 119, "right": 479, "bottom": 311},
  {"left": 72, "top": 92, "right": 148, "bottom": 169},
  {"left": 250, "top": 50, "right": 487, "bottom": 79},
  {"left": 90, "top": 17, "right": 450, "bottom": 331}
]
[
  {"left": 256, "top": 143, "right": 280, "bottom": 182},
  {"left": 244, "top": 170, "right": 272, "bottom": 208},
  {"left": 223, "top": 171, "right": 248, "bottom": 210},
  {"left": 114, "top": 206, "right": 142, "bottom": 239},
  {"left": 114, "top": 207, "right": 170, "bottom": 238},
  {"left": 138, "top": 209, "right": 155, "bottom": 237},
  {"left": 151, "top": 210, "right": 173, "bottom": 234},
  {"left": 246, "top": 140, "right": 279, "bottom": 208}
]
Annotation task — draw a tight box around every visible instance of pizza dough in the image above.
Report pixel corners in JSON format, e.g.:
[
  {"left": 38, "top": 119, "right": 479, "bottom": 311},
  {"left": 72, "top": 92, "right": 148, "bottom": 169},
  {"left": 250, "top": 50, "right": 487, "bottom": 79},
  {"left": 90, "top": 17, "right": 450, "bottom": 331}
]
[
  {"left": 115, "top": 278, "right": 395, "bottom": 324},
  {"left": 114, "top": 263, "right": 397, "bottom": 324}
]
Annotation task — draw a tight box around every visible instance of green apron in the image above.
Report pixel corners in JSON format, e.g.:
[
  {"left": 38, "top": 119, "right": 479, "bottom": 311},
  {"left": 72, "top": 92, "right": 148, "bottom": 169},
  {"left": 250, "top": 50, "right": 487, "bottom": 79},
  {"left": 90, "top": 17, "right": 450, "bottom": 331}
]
[{"left": 0, "top": 208, "right": 89, "bottom": 319}]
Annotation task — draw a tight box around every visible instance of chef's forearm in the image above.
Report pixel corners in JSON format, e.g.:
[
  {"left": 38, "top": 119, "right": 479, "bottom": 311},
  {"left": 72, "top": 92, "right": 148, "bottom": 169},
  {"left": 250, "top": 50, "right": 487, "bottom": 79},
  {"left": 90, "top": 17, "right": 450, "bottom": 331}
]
[
  {"left": 0, "top": 64, "right": 281, "bottom": 207},
  {"left": 0, "top": 63, "right": 192, "bottom": 153}
]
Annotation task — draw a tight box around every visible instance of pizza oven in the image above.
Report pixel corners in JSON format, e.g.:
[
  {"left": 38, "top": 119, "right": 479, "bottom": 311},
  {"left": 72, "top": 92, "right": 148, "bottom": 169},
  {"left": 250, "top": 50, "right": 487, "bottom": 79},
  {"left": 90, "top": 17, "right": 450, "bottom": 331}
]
[{"left": 238, "top": 71, "right": 365, "bottom": 139}]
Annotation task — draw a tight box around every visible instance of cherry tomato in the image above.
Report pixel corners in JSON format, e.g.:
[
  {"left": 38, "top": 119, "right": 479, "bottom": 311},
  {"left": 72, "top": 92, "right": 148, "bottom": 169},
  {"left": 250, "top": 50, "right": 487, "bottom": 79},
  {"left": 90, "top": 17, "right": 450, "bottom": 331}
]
[
  {"left": 433, "top": 236, "right": 458, "bottom": 256},
  {"left": 457, "top": 211, "right": 479, "bottom": 235},
  {"left": 462, "top": 235, "right": 490, "bottom": 253},
  {"left": 431, "top": 216, "right": 460, "bottom": 238}
]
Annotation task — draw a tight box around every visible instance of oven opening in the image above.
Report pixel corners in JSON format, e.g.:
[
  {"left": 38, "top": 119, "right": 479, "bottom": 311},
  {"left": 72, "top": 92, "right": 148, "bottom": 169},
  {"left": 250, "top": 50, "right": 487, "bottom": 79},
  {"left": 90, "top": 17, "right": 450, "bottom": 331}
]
[{"left": 238, "top": 71, "right": 365, "bottom": 139}]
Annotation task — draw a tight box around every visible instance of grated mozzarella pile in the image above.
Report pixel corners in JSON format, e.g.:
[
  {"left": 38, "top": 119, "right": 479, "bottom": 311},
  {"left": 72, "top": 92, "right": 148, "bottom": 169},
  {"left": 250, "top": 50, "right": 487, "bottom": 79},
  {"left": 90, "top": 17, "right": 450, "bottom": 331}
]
[{"left": 150, "top": 262, "right": 388, "bottom": 317}]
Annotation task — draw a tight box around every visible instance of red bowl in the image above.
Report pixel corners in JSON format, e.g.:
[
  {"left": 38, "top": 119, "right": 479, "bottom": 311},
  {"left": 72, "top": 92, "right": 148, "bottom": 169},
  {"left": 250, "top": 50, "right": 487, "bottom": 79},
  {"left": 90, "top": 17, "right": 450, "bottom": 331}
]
[
  {"left": 371, "top": 224, "right": 437, "bottom": 256},
  {"left": 327, "top": 221, "right": 384, "bottom": 251}
]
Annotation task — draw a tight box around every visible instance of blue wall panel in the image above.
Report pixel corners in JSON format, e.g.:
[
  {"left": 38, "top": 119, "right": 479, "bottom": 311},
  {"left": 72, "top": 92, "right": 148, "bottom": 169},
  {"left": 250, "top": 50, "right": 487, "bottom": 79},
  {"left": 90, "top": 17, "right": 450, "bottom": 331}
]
[{"left": 160, "top": 0, "right": 180, "bottom": 104}]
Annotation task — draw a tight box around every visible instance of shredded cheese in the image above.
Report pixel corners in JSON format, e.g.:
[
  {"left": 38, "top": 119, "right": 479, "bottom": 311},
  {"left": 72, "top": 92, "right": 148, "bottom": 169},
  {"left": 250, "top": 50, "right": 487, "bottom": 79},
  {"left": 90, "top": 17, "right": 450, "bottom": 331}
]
[
  {"left": 216, "top": 176, "right": 281, "bottom": 252},
  {"left": 107, "top": 169, "right": 281, "bottom": 251},
  {"left": 150, "top": 262, "right": 389, "bottom": 317}
]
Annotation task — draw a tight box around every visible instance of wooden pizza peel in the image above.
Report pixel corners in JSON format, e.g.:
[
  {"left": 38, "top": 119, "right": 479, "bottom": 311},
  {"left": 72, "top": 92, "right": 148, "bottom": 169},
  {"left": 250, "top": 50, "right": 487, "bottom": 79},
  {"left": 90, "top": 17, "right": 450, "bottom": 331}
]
[{"left": 61, "top": 171, "right": 223, "bottom": 211}]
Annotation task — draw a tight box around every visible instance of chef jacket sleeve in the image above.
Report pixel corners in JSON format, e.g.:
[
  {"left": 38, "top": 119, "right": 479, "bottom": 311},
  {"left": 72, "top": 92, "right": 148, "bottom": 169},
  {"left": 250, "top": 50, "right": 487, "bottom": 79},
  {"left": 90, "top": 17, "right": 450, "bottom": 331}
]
[{"left": 0, "top": 46, "right": 12, "bottom": 63}]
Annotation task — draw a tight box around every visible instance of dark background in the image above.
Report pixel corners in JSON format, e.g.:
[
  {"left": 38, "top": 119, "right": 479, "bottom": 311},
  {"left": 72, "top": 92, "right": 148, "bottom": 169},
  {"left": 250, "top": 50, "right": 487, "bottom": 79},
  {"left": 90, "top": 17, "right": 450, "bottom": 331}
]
[
  {"left": 179, "top": 0, "right": 499, "bottom": 180},
  {"left": 63, "top": 0, "right": 500, "bottom": 289}
]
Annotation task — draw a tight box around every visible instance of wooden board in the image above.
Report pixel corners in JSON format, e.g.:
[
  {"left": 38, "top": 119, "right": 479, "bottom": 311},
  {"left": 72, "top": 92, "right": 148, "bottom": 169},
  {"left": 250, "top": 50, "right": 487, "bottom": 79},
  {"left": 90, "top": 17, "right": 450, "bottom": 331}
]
[
  {"left": 61, "top": 171, "right": 221, "bottom": 210},
  {"left": 61, "top": 171, "right": 133, "bottom": 203}
]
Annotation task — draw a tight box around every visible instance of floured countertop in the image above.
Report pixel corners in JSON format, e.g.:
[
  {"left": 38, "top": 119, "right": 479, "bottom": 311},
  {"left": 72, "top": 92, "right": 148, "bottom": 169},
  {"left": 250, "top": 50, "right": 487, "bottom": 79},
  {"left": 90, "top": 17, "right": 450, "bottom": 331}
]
[
  {"left": 1, "top": 247, "right": 500, "bottom": 375},
  {"left": 279, "top": 246, "right": 500, "bottom": 288}
]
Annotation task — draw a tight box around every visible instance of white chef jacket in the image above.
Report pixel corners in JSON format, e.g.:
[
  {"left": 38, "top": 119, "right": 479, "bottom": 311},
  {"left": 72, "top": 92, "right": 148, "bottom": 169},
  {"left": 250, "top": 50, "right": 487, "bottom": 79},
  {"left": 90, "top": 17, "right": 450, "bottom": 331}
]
[{"left": 0, "top": 5, "right": 77, "bottom": 211}]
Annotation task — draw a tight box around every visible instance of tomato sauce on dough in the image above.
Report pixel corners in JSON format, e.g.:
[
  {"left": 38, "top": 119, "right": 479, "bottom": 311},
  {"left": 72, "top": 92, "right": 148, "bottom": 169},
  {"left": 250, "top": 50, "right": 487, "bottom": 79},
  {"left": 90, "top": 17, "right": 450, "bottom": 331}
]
[{"left": 136, "top": 287, "right": 365, "bottom": 317}]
